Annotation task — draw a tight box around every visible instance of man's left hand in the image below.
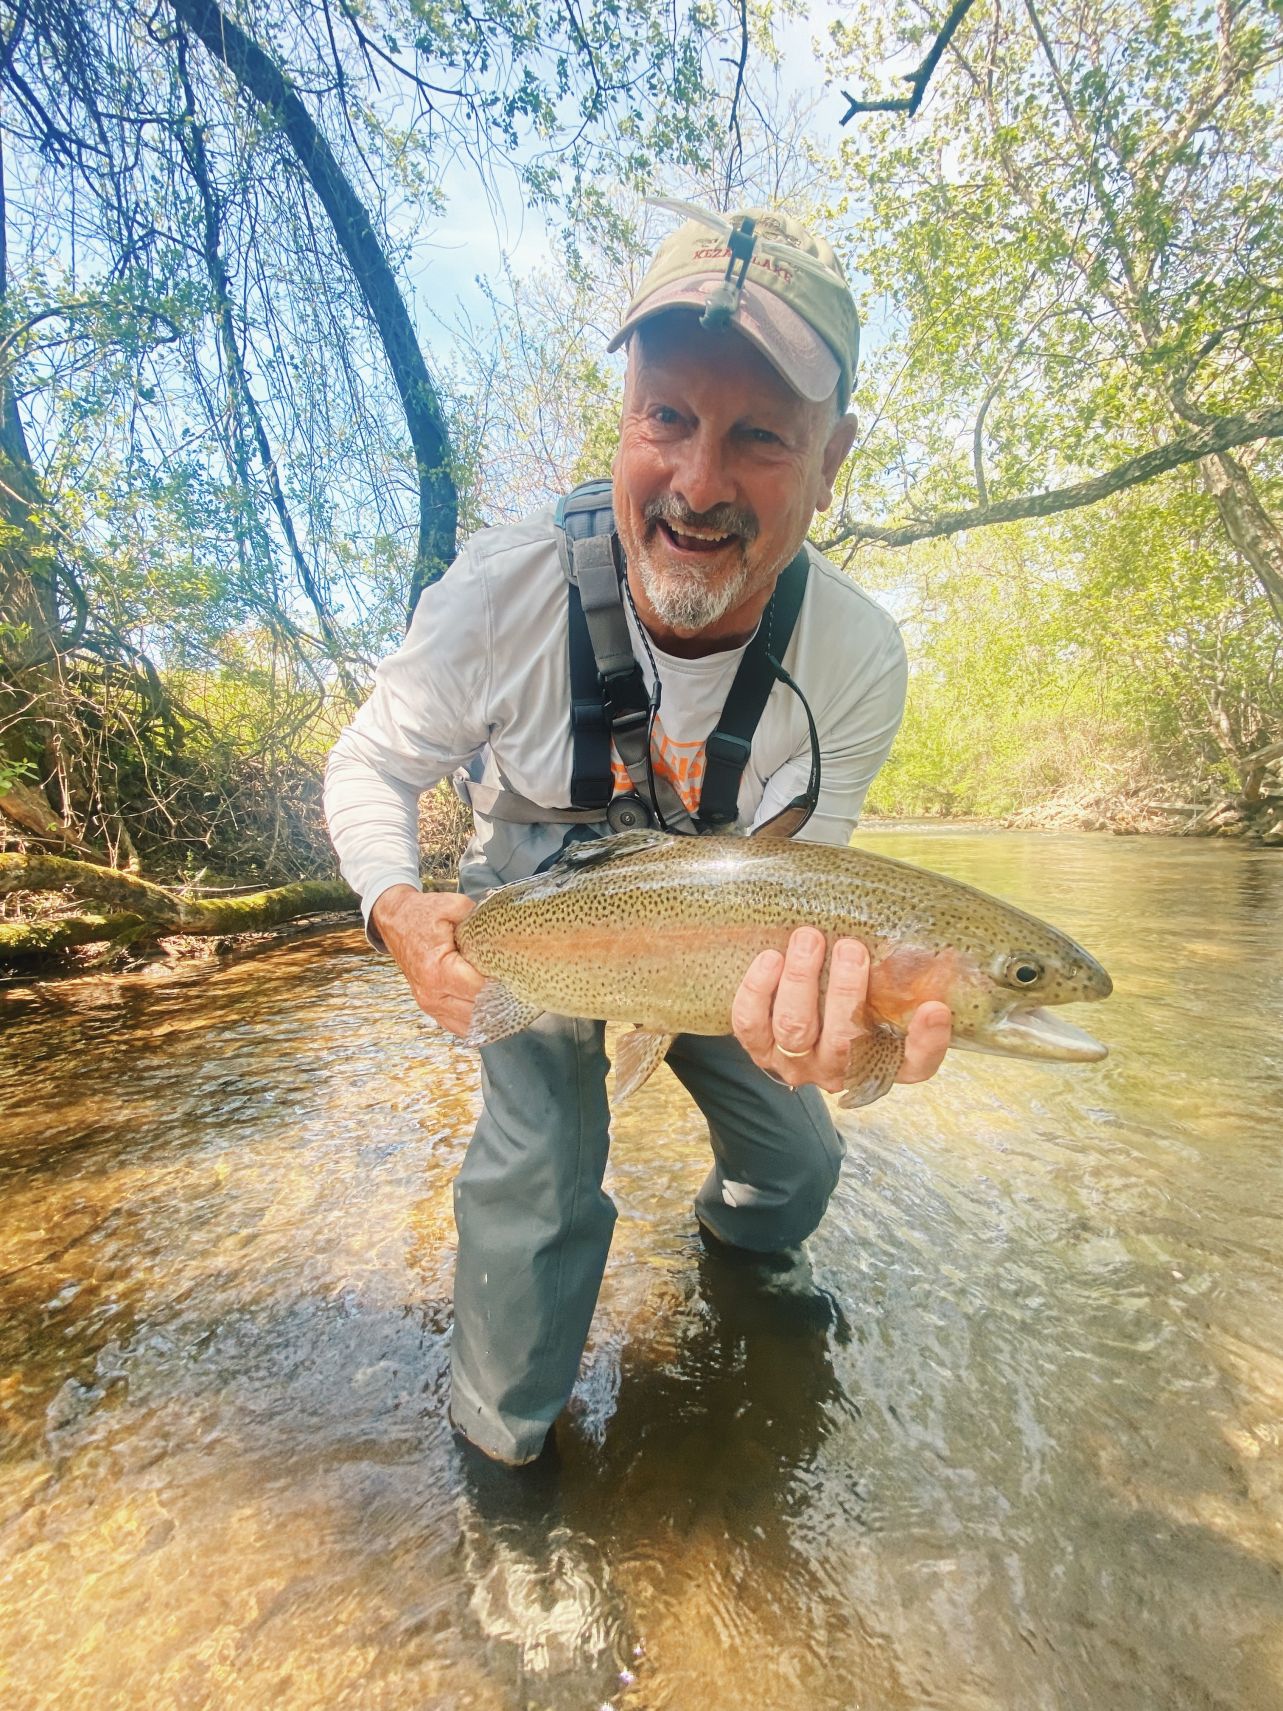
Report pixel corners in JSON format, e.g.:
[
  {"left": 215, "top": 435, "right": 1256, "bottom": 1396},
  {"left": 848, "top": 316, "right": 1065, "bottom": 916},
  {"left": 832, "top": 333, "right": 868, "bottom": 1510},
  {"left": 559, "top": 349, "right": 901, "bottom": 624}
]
[{"left": 730, "top": 927, "right": 951, "bottom": 1095}]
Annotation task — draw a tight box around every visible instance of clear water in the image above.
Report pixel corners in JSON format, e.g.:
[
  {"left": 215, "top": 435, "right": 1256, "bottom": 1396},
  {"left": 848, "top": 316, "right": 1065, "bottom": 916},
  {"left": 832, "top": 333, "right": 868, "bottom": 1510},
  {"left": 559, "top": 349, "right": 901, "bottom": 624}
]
[{"left": 2, "top": 830, "right": 1281, "bottom": 1710}]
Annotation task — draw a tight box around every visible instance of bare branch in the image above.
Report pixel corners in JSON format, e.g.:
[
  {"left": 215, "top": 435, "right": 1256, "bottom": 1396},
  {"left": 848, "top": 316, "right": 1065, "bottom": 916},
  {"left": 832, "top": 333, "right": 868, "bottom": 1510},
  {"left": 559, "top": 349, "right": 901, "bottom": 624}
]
[
  {"left": 173, "top": 25, "right": 361, "bottom": 697},
  {"left": 168, "top": 0, "right": 458, "bottom": 609},
  {"left": 840, "top": 0, "right": 980, "bottom": 123},
  {"left": 720, "top": 0, "right": 749, "bottom": 206}
]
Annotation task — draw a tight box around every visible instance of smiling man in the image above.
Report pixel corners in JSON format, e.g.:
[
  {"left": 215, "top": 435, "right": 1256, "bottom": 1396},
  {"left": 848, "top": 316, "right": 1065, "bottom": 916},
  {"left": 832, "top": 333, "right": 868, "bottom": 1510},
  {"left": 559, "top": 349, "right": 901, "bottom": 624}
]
[
  {"left": 324, "top": 207, "right": 952, "bottom": 1467},
  {"left": 616, "top": 313, "right": 844, "bottom": 646}
]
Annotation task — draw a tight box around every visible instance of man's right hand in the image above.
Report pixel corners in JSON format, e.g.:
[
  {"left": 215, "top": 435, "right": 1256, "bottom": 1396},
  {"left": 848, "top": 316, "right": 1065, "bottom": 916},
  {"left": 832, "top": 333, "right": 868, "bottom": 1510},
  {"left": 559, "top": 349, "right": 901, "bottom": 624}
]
[{"left": 370, "top": 885, "right": 486, "bottom": 1038}]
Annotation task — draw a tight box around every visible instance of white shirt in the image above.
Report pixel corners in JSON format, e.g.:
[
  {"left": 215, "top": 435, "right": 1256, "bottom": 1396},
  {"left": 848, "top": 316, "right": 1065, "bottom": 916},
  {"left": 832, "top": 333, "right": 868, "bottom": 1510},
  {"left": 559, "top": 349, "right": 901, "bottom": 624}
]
[{"left": 324, "top": 506, "right": 907, "bottom": 923}]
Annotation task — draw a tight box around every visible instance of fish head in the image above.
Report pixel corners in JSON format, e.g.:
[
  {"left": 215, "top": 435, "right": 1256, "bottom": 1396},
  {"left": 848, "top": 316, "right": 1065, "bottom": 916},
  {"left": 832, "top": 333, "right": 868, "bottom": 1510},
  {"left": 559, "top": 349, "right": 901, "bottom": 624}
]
[
  {"left": 867, "top": 905, "right": 1112, "bottom": 1064},
  {"left": 953, "top": 921, "right": 1113, "bottom": 1062}
]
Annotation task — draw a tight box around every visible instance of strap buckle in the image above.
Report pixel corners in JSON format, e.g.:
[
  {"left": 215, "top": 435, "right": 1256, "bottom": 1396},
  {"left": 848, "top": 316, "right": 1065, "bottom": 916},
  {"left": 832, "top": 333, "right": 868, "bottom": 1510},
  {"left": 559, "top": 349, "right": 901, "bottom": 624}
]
[{"left": 606, "top": 702, "right": 650, "bottom": 739}]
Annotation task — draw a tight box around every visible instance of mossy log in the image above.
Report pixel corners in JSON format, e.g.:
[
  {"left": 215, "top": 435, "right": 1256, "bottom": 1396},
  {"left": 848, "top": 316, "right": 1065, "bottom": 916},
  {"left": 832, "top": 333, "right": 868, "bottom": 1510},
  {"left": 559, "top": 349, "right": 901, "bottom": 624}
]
[
  {"left": 0, "top": 912, "right": 147, "bottom": 956},
  {"left": 0, "top": 854, "right": 359, "bottom": 961}
]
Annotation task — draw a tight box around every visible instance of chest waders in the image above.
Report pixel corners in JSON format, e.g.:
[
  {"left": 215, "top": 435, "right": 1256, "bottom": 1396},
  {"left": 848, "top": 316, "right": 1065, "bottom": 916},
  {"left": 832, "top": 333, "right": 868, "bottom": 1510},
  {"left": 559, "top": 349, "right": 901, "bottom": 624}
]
[{"left": 457, "top": 479, "right": 820, "bottom": 844}]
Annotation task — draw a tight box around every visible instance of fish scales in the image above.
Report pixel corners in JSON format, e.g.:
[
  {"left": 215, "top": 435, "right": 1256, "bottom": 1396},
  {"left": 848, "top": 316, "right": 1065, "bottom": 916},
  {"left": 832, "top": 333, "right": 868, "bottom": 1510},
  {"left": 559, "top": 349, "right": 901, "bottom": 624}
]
[{"left": 456, "top": 832, "right": 1112, "bottom": 1058}]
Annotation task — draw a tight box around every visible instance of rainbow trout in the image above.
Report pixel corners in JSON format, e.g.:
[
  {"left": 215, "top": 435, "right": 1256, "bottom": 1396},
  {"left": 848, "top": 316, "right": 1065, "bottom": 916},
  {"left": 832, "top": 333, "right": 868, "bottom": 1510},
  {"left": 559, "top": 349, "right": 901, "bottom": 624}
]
[{"left": 457, "top": 829, "right": 1112, "bottom": 1107}]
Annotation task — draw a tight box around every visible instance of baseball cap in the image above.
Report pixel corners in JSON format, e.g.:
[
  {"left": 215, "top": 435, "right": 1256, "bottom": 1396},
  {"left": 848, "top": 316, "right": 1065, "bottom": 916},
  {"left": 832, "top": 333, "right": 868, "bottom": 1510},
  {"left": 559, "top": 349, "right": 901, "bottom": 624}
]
[{"left": 608, "top": 205, "right": 860, "bottom": 409}]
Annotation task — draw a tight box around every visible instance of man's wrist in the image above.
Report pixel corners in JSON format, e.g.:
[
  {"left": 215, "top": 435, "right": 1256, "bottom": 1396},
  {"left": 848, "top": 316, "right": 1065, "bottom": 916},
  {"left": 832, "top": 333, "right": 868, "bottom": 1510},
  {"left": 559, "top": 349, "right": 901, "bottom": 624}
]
[{"left": 369, "top": 882, "right": 423, "bottom": 951}]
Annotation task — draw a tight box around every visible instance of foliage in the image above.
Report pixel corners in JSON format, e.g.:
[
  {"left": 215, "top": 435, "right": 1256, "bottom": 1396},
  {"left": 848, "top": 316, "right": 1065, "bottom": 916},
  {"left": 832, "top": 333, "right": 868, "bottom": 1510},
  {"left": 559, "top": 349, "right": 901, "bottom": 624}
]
[
  {"left": 864, "top": 471, "right": 1280, "bottom": 818},
  {"left": 0, "top": 0, "right": 742, "bottom": 874},
  {"left": 821, "top": 0, "right": 1283, "bottom": 610},
  {"left": 2, "top": 0, "right": 1280, "bottom": 905}
]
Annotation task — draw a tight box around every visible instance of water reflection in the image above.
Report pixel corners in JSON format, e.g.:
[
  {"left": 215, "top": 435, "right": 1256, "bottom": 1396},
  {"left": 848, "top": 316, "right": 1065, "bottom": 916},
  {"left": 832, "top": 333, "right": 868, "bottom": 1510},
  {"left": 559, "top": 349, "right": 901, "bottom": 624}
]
[{"left": 2, "top": 832, "right": 1282, "bottom": 1709}]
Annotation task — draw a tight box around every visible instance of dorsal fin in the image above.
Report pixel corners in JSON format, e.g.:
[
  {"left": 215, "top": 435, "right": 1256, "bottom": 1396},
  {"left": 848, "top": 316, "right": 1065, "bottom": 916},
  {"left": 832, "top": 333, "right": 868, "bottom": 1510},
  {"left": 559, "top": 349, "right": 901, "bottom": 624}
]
[{"left": 551, "top": 829, "right": 671, "bottom": 870}]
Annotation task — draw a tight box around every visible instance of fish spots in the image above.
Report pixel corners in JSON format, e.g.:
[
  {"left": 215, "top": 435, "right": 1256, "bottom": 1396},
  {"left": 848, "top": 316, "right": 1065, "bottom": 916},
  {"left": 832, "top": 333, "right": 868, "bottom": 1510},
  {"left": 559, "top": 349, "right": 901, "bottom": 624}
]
[{"left": 458, "top": 831, "right": 1111, "bottom": 1047}]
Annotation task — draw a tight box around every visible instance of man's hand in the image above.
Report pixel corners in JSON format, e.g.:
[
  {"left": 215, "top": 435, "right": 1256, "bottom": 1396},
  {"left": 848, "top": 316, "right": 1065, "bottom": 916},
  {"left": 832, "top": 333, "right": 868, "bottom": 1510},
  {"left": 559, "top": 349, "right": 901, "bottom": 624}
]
[
  {"left": 371, "top": 885, "right": 486, "bottom": 1037},
  {"left": 730, "top": 927, "right": 951, "bottom": 1095}
]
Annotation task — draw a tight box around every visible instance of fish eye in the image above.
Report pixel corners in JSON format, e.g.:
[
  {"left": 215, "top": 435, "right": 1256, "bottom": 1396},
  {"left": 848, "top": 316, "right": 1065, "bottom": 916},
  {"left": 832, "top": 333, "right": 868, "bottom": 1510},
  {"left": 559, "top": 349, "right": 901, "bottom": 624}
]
[{"left": 1004, "top": 955, "right": 1044, "bottom": 989}]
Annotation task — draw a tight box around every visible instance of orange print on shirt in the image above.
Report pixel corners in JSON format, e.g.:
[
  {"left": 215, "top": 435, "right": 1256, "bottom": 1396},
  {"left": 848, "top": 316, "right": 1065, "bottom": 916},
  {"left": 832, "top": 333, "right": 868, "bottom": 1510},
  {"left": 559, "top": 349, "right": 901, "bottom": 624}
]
[{"left": 611, "top": 716, "right": 706, "bottom": 813}]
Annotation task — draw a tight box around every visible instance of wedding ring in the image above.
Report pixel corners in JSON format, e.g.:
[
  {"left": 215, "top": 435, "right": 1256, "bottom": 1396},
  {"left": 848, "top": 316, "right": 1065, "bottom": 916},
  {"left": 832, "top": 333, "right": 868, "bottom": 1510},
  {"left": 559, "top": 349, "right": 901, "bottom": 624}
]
[{"left": 775, "top": 1043, "right": 811, "bottom": 1059}]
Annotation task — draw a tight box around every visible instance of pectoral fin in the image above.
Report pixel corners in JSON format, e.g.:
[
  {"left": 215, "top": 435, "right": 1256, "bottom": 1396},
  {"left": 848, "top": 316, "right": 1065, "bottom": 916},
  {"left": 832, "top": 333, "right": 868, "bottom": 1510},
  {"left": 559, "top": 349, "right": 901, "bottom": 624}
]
[
  {"left": 612, "top": 1028, "right": 673, "bottom": 1101},
  {"left": 463, "top": 979, "right": 544, "bottom": 1047},
  {"left": 838, "top": 1025, "right": 906, "bottom": 1109}
]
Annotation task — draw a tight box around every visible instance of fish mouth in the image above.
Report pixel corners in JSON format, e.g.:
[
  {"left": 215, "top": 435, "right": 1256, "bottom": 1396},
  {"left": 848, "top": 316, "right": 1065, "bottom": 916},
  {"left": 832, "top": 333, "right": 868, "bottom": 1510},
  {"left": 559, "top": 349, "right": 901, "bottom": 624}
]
[{"left": 956, "top": 1005, "right": 1109, "bottom": 1063}]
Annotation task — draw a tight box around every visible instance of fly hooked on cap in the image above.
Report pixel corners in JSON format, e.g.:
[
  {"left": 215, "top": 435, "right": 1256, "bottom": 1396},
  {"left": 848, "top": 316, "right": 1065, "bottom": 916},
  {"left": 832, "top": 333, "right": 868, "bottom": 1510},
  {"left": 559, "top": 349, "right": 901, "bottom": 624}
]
[
  {"left": 617, "top": 197, "right": 861, "bottom": 408},
  {"left": 645, "top": 198, "right": 759, "bottom": 331},
  {"left": 700, "top": 215, "right": 758, "bottom": 330}
]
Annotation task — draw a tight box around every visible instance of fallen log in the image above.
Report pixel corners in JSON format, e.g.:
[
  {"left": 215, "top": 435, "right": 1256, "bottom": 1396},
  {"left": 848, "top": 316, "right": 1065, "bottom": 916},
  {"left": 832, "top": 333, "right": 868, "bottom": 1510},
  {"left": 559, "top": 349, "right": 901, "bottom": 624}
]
[
  {"left": 0, "top": 853, "right": 359, "bottom": 963},
  {"left": 1242, "top": 740, "right": 1283, "bottom": 804},
  {"left": 1180, "top": 797, "right": 1242, "bottom": 836},
  {"left": 0, "top": 912, "right": 147, "bottom": 956}
]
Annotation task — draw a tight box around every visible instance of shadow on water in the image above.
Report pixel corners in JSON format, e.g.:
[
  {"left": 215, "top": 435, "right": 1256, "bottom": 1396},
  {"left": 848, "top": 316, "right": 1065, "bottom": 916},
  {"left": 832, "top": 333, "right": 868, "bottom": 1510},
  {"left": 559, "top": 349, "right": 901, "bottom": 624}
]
[{"left": 2, "top": 833, "right": 1282, "bottom": 1710}]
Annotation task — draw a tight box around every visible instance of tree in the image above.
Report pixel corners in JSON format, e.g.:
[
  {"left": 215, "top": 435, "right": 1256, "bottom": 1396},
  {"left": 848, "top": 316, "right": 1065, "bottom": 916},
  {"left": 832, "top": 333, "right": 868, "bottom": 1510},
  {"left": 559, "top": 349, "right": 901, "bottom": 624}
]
[
  {"left": 823, "top": 0, "right": 1283, "bottom": 622},
  {"left": 0, "top": 0, "right": 738, "bottom": 885},
  {"left": 442, "top": 69, "right": 837, "bottom": 524}
]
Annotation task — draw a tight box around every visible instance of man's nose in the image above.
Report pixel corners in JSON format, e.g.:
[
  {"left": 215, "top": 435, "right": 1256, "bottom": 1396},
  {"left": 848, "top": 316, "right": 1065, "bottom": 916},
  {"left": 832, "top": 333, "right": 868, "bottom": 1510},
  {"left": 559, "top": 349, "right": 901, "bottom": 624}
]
[{"left": 670, "top": 429, "right": 735, "bottom": 516}]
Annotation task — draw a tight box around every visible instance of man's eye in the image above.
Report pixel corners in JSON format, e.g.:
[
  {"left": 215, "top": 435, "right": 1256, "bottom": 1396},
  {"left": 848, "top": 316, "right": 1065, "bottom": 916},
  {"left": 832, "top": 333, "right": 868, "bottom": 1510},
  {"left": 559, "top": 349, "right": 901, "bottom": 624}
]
[
  {"left": 651, "top": 406, "right": 682, "bottom": 426},
  {"left": 745, "top": 427, "right": 782, "bottom": 446}
]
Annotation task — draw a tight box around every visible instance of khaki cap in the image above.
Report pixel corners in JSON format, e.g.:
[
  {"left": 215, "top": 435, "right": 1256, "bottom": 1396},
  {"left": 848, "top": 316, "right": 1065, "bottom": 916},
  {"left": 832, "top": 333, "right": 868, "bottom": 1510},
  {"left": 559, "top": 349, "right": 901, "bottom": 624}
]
[{"left": 608, "top": 206, "right": 860, "bottom": 408}]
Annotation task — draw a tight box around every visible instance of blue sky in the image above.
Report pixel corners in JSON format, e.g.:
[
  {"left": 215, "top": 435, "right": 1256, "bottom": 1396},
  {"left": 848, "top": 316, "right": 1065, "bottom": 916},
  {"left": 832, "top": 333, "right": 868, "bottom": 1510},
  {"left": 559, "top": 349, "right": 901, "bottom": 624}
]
[{"left": 405, "top": 0, "right": 851, "bottom": 351}]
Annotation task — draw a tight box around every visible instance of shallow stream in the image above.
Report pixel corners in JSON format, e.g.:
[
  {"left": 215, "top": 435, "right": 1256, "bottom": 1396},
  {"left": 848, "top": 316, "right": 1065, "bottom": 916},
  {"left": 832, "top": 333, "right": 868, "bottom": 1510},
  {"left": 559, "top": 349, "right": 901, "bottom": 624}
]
[{"left": 2, "top": 830, "right": 1281, "bottom": 1709}]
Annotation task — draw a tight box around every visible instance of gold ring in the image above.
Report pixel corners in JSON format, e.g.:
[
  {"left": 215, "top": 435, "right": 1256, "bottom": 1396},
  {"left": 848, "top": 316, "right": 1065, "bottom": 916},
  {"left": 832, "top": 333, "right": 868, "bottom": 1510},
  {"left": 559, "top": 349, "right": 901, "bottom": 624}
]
[{"left": 775, "top": 1043, "right": 811, "bottom": 1059}]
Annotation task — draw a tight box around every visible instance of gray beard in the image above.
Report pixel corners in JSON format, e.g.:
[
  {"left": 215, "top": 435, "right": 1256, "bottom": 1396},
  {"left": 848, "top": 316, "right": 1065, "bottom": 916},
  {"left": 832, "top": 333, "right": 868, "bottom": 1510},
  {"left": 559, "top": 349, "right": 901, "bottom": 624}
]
[{"left": 633, "top": 542, "right": 755, "bottom": 632}]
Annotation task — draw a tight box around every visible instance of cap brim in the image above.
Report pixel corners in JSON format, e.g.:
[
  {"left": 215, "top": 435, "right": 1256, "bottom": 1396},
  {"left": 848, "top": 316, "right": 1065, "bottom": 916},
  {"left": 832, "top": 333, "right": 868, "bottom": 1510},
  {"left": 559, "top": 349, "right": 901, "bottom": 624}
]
[{"left": 608, "top": 277, "right": 841, "bottom": 404}]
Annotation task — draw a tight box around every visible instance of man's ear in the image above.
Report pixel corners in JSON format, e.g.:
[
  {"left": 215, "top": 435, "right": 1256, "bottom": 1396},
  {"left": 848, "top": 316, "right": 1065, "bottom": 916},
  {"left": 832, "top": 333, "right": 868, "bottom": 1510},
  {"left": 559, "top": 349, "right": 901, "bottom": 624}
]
[{"left": 815, "top": 413, "right": 858, "bottom": 511}]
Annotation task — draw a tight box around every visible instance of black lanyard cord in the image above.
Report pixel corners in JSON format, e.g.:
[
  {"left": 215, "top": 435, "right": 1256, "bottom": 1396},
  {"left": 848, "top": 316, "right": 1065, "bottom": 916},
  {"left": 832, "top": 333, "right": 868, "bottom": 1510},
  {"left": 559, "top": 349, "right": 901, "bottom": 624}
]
[
  {"left": 617, "top": 562, "right": 820, "bottom": 838},
  {"left": 619, "top": 567, "right": 670, "bottom": 831},
  {"left": 765, "top": 651, "right": 822, "bottom": 837}
]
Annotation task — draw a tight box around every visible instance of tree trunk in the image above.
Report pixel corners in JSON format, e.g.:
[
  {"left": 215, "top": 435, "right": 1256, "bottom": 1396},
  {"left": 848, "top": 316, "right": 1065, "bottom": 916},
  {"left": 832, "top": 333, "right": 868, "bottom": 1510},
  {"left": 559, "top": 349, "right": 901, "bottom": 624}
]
[
  {"left": 0, "top": 852, "right": 472, "bottom": 962},
  {"left": 167, "top": 0, "right": 458, "bottom": 620},
  {"left": 1200, "top": 452, "right": 1283, "bottom": 626},
  {"left": 0, "top": 136, "right": 83, "bottom": 846},
  {"left": 0, "top": 852, "right": 363, "bottom": 961}
]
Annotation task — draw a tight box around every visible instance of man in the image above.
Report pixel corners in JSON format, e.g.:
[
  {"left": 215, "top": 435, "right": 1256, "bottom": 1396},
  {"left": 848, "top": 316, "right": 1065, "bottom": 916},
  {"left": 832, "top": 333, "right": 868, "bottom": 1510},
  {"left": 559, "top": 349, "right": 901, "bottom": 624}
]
[{"left": 324, "top": 207, "right": 952, "bottom": 1467}]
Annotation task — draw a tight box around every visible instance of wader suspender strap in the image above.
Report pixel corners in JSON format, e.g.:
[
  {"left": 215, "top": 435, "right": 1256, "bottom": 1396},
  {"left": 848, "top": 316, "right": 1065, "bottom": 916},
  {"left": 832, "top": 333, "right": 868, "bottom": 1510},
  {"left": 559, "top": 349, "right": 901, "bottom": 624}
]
[
  {"left": 566, "top": 533, "right": 810, "bottom": 833},
  {"left": 562, "top": 481, "right": 622, "bottom": 810},
  {"left": 566, "top": 560, "right": 614, "bottom": 810},
  {"left": 451, "top": 484, "right": 813, "bottom": 831},
  {"left": 696, "top": 546, "right": 809, "bottom": 830}
]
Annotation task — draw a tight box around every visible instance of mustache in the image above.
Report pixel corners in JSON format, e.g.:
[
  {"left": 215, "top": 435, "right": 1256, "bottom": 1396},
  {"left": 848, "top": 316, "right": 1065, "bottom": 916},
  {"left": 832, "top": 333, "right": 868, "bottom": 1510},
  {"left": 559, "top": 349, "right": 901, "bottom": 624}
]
[{"left": 643, "top": 494, "right": 759, "bottom": 542}]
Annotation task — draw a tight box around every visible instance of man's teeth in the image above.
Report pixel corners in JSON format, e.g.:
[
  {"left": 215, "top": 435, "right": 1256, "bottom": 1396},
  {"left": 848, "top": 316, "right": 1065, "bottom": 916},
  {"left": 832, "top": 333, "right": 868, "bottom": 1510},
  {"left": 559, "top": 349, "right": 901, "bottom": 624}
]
[{"left": 669, "top": 524, "right": 730, "bottom": 544}]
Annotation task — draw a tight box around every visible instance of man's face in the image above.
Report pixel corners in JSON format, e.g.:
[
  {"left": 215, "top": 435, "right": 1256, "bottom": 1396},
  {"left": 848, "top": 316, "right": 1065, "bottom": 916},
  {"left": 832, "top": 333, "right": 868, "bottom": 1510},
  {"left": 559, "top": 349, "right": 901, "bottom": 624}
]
[{"left": 612, "top": 312, "right": 855, "bottom": 648}]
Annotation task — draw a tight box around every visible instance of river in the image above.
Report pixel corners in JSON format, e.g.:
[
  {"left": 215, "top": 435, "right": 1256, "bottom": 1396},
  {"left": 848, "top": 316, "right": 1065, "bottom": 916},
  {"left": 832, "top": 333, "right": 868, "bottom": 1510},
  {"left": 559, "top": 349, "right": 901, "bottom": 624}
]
[{"left": 1, "top": 830, "right": 1281, "bottom": 1711}]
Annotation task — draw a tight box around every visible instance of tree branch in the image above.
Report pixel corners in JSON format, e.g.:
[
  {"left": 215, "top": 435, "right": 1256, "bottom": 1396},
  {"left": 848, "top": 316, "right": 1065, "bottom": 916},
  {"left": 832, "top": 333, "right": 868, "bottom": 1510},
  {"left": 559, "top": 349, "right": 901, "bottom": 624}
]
[
  {"left": 168, "top": 0, "right": 457, "bottom": 612},
  {"left": 173, "top": 26, "right": 361, "bottom": 698},
  {"left": 840, "top": 0, "right": 980, "bottom": 123},
  {"left": 720, "top": 0, "right": 750, "bottom": 205},
  {"left": 826, "top": 405, "right": 1283, "bottom": 550}
]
